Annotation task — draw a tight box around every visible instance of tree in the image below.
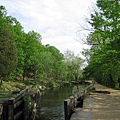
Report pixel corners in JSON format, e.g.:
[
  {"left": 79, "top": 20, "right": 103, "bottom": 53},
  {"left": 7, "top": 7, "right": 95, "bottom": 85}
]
[
  {"left": 0, "top": 6, "right": 17, "bottom": 86},
  {"left": 23, "top": 31, "right": 42, "bottom": 81},
  {"left": 82, "top": 0, "right": 120, "bottom": 88},
  {"left": 7, "top": 16, "right": 26, "bottom": 79},
  {"left": 45, "top": 44, "right": 64, "bottom": 80},
  {"left": 64, "top": 50, "right": 84, "bottom": 82}
]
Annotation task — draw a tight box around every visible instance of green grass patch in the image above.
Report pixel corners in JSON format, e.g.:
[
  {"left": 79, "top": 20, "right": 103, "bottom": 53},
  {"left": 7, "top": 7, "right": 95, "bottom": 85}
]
[
  {"left": 0, "top": 93, "right": 13, "bottom": 100},
  {"left": 0, "top": 80, "right": 26, "bottom": 99}
]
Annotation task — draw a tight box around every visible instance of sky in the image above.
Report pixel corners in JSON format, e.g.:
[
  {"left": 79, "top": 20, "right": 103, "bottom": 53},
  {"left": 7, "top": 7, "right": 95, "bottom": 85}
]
[{"left": 0, "top": 0, "right": 96, "bottom": 55}]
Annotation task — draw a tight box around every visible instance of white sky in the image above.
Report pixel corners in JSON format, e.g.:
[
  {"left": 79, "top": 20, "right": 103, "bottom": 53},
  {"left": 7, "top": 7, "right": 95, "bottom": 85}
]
[{"left": 0, "top": 0, "right": 96, "bottom": 55}]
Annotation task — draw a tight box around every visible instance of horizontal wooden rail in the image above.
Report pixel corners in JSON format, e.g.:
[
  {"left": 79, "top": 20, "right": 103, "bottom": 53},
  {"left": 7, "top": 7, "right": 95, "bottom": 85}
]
[
  {"left": 1, "top": 85, "right": 33, "bottom": 120},
  {"left": 14, "top": 111, "right": 23, "bottom": 120},
  {"left": 64, "top": 82, "right": 94, "bottom": 120},
  {"left": 14, "top": 100, "right": 23, "bottom": 109},
  {"left": 9, "top": 85, "right": 33, "bottom": 104}
]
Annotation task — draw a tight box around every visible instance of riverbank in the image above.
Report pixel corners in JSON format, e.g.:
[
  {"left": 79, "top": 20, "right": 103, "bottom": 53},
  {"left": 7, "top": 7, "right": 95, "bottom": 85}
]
[
  {"left": 0, "top": 79, "right": 90, "bottom": 99},
  {"left": 0, "top": 79, "right": 71, "bottom": 100}
]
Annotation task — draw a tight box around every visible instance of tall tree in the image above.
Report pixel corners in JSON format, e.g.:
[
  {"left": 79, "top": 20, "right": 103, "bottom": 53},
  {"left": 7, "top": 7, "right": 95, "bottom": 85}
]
[
  {"left": 64, "top": 50, "right": 84, "bottom": 82},
  {"left": 7, "top": 16, "right": 26, "bottom": 79},
  {"left": 0, "top": 6, "right": 17, "bottom": 85},
  {"left": 23, "top": 31, "right": 42, "bottom": 81},
  {"left": 83, "top": 0, "right": 120, "bottom": 88}
]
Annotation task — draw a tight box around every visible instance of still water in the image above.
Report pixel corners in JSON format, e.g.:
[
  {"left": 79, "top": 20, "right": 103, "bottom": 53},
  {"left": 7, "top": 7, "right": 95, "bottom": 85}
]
[{"left": 40, "top": 85, "right": 83, "bottom": 120}]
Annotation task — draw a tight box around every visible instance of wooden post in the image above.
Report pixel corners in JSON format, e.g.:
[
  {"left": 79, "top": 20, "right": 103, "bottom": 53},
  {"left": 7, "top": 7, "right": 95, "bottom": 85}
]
[
  {"left": 36, "top": 91, "right": 41, "bottom": 119},
  {"left": 63, "top": 82, "right": 94, "bottom": 119},
  {"left": 64, "top": 100, "right": 69, "bottom": 120},
  {"left": 3, "top": 103, "right": 8, "bottom": 120},
  {"left": 8, "top": 98, "right": 14, "bottom": 120}
]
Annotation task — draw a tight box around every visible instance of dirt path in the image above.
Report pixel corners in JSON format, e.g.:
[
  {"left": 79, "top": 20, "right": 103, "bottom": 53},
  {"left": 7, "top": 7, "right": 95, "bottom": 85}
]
[{"left": 70, "top": 83, "right": 120, "bottom": 120}]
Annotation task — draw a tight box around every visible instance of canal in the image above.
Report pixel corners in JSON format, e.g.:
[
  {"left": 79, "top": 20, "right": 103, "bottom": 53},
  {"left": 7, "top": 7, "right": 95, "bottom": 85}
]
[{"left": 40, "top": 84, "right": 83, "bottom": 120}]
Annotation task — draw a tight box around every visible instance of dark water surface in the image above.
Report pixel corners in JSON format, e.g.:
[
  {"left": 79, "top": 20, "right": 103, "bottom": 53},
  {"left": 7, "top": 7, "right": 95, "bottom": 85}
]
[{"left": 40, "top": 85, "right": 82, "bottom": 120}]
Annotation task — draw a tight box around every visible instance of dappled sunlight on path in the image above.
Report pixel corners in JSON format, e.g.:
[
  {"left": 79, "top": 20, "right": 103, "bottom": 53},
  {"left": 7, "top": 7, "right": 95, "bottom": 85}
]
[{"left": 70, "top": 82, "right": 120, "bottom": 120}]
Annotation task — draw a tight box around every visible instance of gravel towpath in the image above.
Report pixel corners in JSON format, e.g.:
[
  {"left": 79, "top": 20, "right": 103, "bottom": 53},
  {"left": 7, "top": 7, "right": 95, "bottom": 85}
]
[{"left": 70, "top": 83, "right": 120, "bottom": 120}]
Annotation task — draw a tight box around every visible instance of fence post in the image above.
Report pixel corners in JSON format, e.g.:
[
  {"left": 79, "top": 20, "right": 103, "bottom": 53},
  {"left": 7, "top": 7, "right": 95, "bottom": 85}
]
[
  {"left": 64, "top": 100, "right": 69, "bottom": 120},
  {"left": 8, "top": 98, "right": 14, "bottom": 120},
  {"left": 2, "top": 103, "right": 8, "bottom": 120}
]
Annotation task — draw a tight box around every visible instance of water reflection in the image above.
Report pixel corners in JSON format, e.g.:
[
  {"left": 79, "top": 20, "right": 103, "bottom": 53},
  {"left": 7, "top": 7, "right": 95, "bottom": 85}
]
[{"left": 40, "top": 85, "right": 82, "bottom": 120}]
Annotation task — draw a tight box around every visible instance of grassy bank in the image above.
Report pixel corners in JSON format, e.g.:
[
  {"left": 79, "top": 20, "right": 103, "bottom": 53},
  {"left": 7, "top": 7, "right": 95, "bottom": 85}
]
[{"left": 0, "top": 79, "right": 70, "bottom": 100}]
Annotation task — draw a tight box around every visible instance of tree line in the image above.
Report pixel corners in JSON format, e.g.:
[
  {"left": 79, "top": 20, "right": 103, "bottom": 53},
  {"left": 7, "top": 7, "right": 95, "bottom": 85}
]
[
  {"left": 82, "top": 0, "right": 120, "bottom": 89},
  {"left": 0, "top": 6, "right": 84, "bottom": 87}
]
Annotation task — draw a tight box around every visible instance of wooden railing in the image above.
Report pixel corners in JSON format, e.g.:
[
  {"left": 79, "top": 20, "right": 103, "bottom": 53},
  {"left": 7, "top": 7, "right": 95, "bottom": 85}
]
[
  {"left": 64, "top": 82, "right": 94, "bottom": 120},
  {"left": 0, "top": 85, "right": 37, "bottom": 120}
]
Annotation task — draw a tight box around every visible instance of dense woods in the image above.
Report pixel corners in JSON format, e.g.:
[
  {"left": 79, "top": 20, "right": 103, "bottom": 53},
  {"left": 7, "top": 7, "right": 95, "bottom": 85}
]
[
  {"left": 82, "top": 0, "right": 120, "bottom": 89},
  {"left": 0, "top": 6, "right": 83, "bottom": 88},
  {"left": 1, "top": 0, "right": 120, "bottom": 90}
]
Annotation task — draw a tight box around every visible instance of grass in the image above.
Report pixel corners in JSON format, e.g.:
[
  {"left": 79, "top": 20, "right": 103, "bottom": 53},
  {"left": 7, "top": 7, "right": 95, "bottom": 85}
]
[
  {"left": 0, "top": 79, "right": 72, "bottom": 100},
  {"left": 0, "top": 93, "right": 13, "bottom": 99},
  {"left": 0, "top": 80, "right": 26, "bottom": 100},
  {"left": 0, "top": 80, "right": 26, "bottom": 91}
]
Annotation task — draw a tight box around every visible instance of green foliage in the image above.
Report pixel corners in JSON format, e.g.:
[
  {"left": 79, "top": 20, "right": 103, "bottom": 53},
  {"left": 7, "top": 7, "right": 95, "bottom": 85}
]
[
  {"left": 0, "top": 5, "right": 85, "bottom": 88},
  {"left": 0, "top": 6, "right": 17, "bottom": 83},
  {"left": 83, "top": 0, "right": 120, "bottom": 88},
  {"left": 64, "top": 50, "right": 84, "bottom": 82}
]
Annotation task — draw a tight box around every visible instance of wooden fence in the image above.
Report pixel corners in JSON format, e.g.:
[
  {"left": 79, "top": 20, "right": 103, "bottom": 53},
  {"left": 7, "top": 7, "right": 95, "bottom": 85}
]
[
  {"left": 0, "top": 85, "right": 40, "bottom": 120},
  {"left": 64, "top": 82, "right": 94, "bottom": 120}
]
